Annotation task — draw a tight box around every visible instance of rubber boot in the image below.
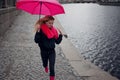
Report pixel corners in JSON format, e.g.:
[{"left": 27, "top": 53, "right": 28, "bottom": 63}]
[
  {"left": 50, "top": 76, "right": 55, "bottom": 80},
  {"left": 45, "top": 66, "right": 48, "bottom": 73}
]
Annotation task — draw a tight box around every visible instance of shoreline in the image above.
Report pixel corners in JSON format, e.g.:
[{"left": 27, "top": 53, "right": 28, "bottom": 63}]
[{"left": 61, "top": 2, "right": 120, "bottom": 6}]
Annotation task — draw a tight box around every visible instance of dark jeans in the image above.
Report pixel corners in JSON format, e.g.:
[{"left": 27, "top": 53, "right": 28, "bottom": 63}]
[{"left": 40, "top": 49, "right": 56, "bottom": 76}]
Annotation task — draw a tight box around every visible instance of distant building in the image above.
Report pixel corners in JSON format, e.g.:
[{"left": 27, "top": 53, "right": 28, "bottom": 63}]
[
  {"left": 82, "top": 0, "right": 96, "bottom": 2},
  {"left": 97, "top": 0, "right": 120, "bottom": 2},
  {"left": 59, "top": 0, "right": 120, "bottom": 3},
  {"left": 59, "top": 0, "right": 96, "bottom": 3},
  {"left": 0, "top": 0, "right": 16, "bottom": 9},
  {"left": 0, "top": 0, "right": 6, "bottom": 8},
  {"left": 59, "top": 0, "right": 79, "bottom": 3},
  {"left": 108, "top": 0, "right": 120, "bottom": 2}
]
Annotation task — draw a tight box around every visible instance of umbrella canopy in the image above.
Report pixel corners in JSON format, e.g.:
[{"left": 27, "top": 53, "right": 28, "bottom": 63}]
[{"left": 16, "top": 0, "right": 65, "bottom": 16}]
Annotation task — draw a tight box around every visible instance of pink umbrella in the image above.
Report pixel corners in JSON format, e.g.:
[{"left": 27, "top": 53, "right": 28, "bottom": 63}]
[{"left": 16, "top": 0, "right": 65, "bottom": 17}]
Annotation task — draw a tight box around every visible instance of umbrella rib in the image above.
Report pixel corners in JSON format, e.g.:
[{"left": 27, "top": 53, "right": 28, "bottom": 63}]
[
  {"left": 32, "top": 2, "right": 40, "bottom": 14},
  {"left": 44, "top": 2, "right": 52, "bottom": 15}
]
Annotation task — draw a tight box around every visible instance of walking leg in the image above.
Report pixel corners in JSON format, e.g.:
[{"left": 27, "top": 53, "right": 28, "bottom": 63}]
[
  {"left": 40, "top": 50, "right": 49, "bottom": 73},
  {"left": 49, "top": 50, "right": 56, "bottom": 80}
]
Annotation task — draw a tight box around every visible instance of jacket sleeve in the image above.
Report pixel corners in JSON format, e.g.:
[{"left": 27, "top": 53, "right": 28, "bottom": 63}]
[
  {"left": 34, "top": 31, "right": 41, "bottom": 43},
  {"left": 55, "top": 34, "right": 63, "bottom": 44}
]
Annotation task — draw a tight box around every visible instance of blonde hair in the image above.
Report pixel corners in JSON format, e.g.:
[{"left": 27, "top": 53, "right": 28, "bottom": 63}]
[{"left": 34, "top": 15, "right": 55, "bottom": 32}]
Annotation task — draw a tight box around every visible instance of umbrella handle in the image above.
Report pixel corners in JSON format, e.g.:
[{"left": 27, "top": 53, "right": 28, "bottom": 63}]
[{"left": 39, "top": 2, "right": 42, "bottom": 19}]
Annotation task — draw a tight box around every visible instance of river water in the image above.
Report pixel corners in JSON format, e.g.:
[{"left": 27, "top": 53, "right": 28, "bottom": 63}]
[{"left": 56, "top": 3, "right": 120, "bottom": 79}]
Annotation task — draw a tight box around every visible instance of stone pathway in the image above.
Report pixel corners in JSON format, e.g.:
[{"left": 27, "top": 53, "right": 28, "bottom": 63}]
[{"left": 0, "top": 12, "right": 83, "bottom": 80}]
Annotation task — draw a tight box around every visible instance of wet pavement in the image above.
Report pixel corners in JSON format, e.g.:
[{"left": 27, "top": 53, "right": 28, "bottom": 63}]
[{"left": 0, "top": 12, "right": 83, "bottom": 80}]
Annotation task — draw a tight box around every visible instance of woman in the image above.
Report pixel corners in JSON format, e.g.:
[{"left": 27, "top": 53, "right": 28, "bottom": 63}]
[{"left": 34, "top": 15, "right": 63, "bottom": 80}]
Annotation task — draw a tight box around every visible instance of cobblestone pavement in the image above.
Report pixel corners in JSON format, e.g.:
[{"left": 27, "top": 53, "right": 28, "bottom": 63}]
[{"left": 0, "top": 12, "right": 84, "bottom": 80}]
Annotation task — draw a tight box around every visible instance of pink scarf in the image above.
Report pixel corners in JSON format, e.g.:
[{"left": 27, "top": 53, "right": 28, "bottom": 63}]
[{"left": 41, "top": 24, "right": 58, "bottom": 39}]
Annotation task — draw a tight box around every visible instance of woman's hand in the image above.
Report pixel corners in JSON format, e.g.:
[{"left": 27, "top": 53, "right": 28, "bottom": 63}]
[
  {"left": 35, "top": 24, "right": 40, "bottom": 32},
  {"left": 63, "top": 34, "right": 68, "bottom": 38}
]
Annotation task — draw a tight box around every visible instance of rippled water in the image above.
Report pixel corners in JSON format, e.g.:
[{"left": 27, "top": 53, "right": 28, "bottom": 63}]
[{"left": 56, "top": 3, "right": 120, "bottom": 79}]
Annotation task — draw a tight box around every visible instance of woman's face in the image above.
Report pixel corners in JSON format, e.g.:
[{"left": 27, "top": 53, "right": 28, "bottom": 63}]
[{"left": 46, "top": 20, "right": 54, "bottom": 28}]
